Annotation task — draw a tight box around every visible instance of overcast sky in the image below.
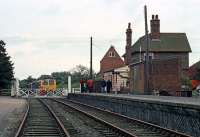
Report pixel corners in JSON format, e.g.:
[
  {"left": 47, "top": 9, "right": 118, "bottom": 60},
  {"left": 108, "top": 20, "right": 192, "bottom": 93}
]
[{"left": 1, "top": 0, "right": 200, "bottom": 79}]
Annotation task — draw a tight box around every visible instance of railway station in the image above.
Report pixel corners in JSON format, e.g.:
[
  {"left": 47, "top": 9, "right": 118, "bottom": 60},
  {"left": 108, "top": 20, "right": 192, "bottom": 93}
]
[
  {"left": 0, "top": 1, "right": 200, "bottom": 137},
  {"left": 0, "top": 92, "right": 199, "bottom": 137}
]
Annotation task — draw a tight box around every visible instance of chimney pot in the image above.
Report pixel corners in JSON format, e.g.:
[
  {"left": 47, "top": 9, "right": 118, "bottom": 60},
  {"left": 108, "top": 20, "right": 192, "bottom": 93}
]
[
  {"left": 152, "top": 15, "right": 155, "bottom": 20},
  {"left": 155, "top": 15, "right": 158, "bottom": 19},
  {"left": 128, "top": 23, "right": 131, "bottom": 28}
]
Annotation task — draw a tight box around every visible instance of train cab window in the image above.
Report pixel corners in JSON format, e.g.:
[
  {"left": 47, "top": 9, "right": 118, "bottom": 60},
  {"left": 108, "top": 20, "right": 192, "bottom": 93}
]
[{"left": 49, "top": 80, "right": 55, "bottom": 85}]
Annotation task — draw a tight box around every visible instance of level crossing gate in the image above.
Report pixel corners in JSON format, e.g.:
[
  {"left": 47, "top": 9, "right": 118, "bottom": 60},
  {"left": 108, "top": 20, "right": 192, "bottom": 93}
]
[{"left": 15, "top": 88, "right": 81, "bottom": 98}]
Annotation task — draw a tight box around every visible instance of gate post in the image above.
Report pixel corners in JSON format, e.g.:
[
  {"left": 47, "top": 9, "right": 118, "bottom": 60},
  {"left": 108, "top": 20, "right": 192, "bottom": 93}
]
[{"left": 68, "top": 76, "right": 71, "bottom": 94}]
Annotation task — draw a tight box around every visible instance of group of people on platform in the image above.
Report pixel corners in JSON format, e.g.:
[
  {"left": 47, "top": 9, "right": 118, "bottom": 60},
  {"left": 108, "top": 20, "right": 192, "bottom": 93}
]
[
  {"left": 100, "top": 79, "right": 112, "bottom": 93},
  {"left": 80, "top": 79, "right": 94, "bottom": 93},
  {"left": 80, "top": 78, "right": 112, "bottom": 93}
]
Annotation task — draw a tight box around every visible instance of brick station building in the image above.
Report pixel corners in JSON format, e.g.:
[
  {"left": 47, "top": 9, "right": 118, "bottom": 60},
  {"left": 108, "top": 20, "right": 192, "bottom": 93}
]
[
  {"left": 100, "top": 46, "right": 125, "bottom": 74},
  {"left": 100, "top": 46, "right": 130, "bottom": 92},
  {"left": 124, "top": 15, "right": 192, "bottom": 95}
]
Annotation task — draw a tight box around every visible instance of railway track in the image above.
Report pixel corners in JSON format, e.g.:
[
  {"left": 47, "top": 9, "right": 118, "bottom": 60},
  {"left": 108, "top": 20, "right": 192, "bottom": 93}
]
[
  {"left": 15, "top": 98, "right": 70, "bottom": 137},
  {"left": 44, "top": 98, "right": 136, "bottom": 137},
  {"left": 53, "top": 98, "right": 192, "bottom": 137}
]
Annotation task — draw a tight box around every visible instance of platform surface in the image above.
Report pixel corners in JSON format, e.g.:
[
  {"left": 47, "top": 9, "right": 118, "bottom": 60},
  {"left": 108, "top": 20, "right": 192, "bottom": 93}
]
[
  {"left": 0, "top": 96, "right": 26, "bottom": 134},
  {"left": 72, "top": 93, "right": 200, "bottom": 108}
]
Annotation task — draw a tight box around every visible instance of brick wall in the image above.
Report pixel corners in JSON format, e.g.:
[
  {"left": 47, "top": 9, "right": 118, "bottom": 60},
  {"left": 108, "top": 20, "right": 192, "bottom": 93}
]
[
  {"left": 149, "top": 58, "right": 181, "bottom": 95},
  {"left": 100, "top": 47, "right": 124, "bottom": 74},
  {"left": 131, "top": 52, "right": 189, "bottom": 70},
  {"left": 130, "top": 58, "right": 181, "bottom": 95},
  {"left": 130, "top": 63, "right": 145, "bottom": 93}
]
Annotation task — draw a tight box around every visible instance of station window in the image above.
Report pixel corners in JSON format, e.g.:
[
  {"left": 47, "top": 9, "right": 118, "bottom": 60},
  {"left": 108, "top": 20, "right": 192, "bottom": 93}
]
[
  {"left": 143, "top": 53, "right": 154, "bottom": 60},
  {"left": 109, "top": 52, "right": 115, "bottom": 57}
]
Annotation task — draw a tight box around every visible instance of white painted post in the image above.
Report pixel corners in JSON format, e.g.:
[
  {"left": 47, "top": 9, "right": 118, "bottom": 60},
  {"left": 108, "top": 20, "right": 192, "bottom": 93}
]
[
  {"left": 79, "top": 84, "right": 82, "bottom": 93},
  {"left": 27, "top": 89, "right": 29, "bottom": 97},
  {"left": 11, "top": 79, "right": 20, "bottom": 97},
  {"left": 68, "top": 76, "right": 71, "bottom": 93},
  {"left": 11, "top": 80, "right": 15, "bottom": 97},
  {"left": 63, "top": 88, "right": 68, "bottom": 96},
  {"left": 16, "top": 79, "right": 19, "bottom": 96}
]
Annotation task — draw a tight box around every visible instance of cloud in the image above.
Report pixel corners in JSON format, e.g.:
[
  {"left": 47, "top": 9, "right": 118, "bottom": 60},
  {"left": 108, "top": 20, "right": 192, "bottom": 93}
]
[{"left": 1, "top": 0, "right": 200, "bottom": 79}]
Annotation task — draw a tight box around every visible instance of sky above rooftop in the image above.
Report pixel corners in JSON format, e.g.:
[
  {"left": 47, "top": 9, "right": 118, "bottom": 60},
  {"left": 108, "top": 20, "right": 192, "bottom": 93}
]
[{"left": 1, "top": 0, "right": 200, "bottom": 79}]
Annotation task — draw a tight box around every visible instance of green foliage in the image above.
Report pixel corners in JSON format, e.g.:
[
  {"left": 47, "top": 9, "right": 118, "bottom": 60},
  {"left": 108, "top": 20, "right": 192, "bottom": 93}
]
[
  {"left": 0, "top": 40, "right": 14, "bottom": 89},
  {"left": 51, "top": 71, "right": 70, "bottom": 87},
  {"left": 70, "top": 65, "right": 90, "bottom": 83},
  {"left": 71, "top": 82, "right": 80, "bottom": 88},
  {"left": 19, "top": 64, "right": 96, "bottom": 88},
  {"left": 38, "top": 75, "right": 52, "bottom": 80},
  {"left": 94, "top": 73, "right": 102, "bottom": 82},
  {"left": 192, "top": 90, "right": 199, "bottom": 96},
  {"left": 19, "top": 76, "right": 36, "bottom": 88},
  {"left": 181, "top": 76, "right": 192, "bottom": 89}
]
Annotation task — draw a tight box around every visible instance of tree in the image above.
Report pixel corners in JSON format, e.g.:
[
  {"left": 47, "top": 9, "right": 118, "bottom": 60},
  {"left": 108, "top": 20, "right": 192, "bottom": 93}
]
[
  {"left": 38, "top": 75, "right": 52, "bottom": 80},
  {"left": 51, "top": 71, "right": 70, "bottom": 88},
  {"left": 19, "top": 76, "right": 36, "bottom": 88},
  {"left": 19, "top": 64, "right": 96, "bottom": 89},
  {"left": 70, "top": 65, "right": 96, "bottom": 87},
  {"left": 71, "top": 65, "right": 90, "bottom": 80},
  {"left": 0, "top": 40, "right": 14, "bottom": 89}
]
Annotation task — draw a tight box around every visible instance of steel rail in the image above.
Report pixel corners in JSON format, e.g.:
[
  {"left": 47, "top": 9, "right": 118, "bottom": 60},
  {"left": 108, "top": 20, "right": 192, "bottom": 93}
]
[
  {"left": 15, "top": 99, "right": 30, "bottom": 137},
  {"left": 57, "top": 99, "right": 192, "bottom": 137},
  {"left": 15, "top": 98, "right": 70, "bottom": 137},
  {"left": 38, "top": 99, "right": 71, "bottom": 137},
  {"left": 51, "top": 98, "right": 138, "bottom": 137}
]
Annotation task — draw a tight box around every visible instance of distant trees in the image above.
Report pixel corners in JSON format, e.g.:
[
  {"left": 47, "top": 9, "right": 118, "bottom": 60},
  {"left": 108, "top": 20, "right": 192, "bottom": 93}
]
[
  {"left": 51, "top": 71, "right": 70, "bottom": 88},
  {"left": 38, "top": 75, "right": 52, "bottom": 80},
  {"left": 19, "top": 76, "right": 36, "bottom": 89},
  {"left": 0, "top": 40, "right": 14, "bottom": 89},
  {"left": 19, "top": 65, "right": 96, "bottom": 88},
  {"left": 71, "top": 65, "right": 90, "bottom": 82}
]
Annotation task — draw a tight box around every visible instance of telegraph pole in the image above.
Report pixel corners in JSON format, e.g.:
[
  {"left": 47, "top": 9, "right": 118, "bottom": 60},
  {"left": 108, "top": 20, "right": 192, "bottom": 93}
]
[
  {"left": 144, "top": 5, "right": 150, "bottom": 94},
  {"left": 90, "top": 36, "right": 93, "bottom": 79}
]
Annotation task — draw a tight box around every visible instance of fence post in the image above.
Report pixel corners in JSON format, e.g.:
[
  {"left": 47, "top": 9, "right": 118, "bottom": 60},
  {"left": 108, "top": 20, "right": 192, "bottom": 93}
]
[{"left": 68, "top": 76, "right": 71, "bottom": 93}]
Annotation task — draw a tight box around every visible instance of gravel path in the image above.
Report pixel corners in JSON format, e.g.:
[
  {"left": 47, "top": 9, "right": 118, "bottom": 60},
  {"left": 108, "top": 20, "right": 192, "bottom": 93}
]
[
  {"left": 45, "top": 99, "right": 115, "bottom": 137},
  {"left": 0, "top": 97, "right": 27, "bottom": 137}
]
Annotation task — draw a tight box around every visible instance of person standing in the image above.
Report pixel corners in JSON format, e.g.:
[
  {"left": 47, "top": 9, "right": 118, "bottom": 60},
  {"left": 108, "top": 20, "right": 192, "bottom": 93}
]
[
  {"left": 101, "top": 79, "right": 106, "bottom": 93},
  {"left": 87, "top": 79, "right": 93, "bottom": 93},
  {"left": 106, "top": 80, "right": 112, "bottom": 93},
  {"left": 80, "top": 79, "right": 84, "bottom": 93}
]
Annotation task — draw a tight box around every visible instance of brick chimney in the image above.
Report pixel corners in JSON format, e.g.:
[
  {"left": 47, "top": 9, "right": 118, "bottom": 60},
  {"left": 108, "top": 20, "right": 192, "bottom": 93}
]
[
  {"left": 150, "top": 14, "right": 160, "bottom": 39},
  {"left": 126, "top": 22, "right": 132, "bottom": 46},
  {"left": 125, "top": 22, "right": 132, "bottom": 65}
]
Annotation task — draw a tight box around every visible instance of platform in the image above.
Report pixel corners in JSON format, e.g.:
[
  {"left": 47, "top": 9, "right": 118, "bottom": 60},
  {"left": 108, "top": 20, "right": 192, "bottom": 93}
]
[
  {"left": 74, "top": 93, "right": 200, "bottom": 108},
  {"left": 68, "top": 93, "right": 200, "bottom": 137}
]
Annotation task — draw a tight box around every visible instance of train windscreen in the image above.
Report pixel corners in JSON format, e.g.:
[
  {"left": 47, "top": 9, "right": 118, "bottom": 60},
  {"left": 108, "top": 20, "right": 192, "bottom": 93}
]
[{"left": 49, "top": 79, "right": 55, "bottom": 85}]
